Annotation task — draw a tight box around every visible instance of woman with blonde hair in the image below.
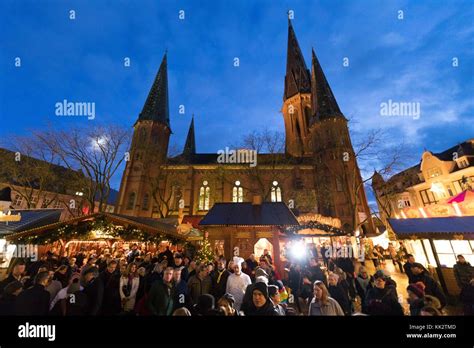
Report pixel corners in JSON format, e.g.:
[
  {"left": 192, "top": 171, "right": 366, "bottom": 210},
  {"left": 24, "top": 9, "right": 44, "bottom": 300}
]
[
  {"left": 119, "top": 262, "right": 140, "bottom": 313},
  {"left": 308, "top": 280, "right": 344, "bottom": 316}
]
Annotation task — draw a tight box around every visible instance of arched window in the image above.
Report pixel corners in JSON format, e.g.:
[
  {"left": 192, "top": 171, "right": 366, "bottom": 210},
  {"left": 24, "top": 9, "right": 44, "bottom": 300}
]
[
  {"left": 232, "top": 180, "right": 243, "bottom": 202},
  {"left": 271, "top": 181, "right": 282, "bottom": 202},
  {"left": 198, "top": 181, "right": 210, "bottom": 210},
  {"left": 142, "top": 193, "right": 149, "bottom": 210},
  {"left": 127, "top": 192, "right": 136, "bottom": 210}
]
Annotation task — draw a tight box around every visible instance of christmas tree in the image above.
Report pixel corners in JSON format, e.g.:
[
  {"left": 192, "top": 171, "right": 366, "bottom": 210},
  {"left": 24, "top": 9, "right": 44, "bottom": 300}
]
[{"left": 195, "top": 232, "right": 214, "bottom": 264}]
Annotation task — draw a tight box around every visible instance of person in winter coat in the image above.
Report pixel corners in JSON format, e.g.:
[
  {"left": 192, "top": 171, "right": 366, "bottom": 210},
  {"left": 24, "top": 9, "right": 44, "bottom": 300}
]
[
  {"left": 410, "top": 263, "right": 446, "bottom": 308},
  {"left": 244, "top": 282, "right": 279, "bottom": 316},
  {"left": 327, "top": 273, "right": 351, "bottom": 315},
  {"left": 82, "top": 266, "right": 104, "bottom": 316},
  {"left": 211, "top": 257, "right": 230, "bottom": 300},
  {"left": 268, "top": 285, "right": 286, "bottom": 316},
  {"left": 173, "top": 267, "right": 188, "bottom": 311},
  {"left": 0, "top": 280, "right": 23, "bottom": 315},
  {"left": 407, "top": 282, "right": 426, "bottom": 316},
  {"left": 147, "top": 267, "right": 175, "bottom": 316},
  {"left": 53, "top": 265, "right": 70, "bottom": 289},
  {"left": 98, "top": 260, "right": 121, "bottom": 315},
  {"left": 453, "top": 255, "right": 474, "bottom": 289},
  {"left": 14, "top": 271, "right": 51, "bottom": 315},
  {"left": 308, "top": 281, "right": 344, "bottom": 316},
  {"left": 364, "top": 272, "right": 403, "bottom": 316},
  {"left": 119, "top": 263, "right": 140, "bottom": 313},
  {"left": 187, "top": 264, "right": 212, "bottom": 306},
  {"left": 0, "top": 260, "right": 25, "bottom": 296},
  {"left": 403, "top": 254, "right": 417, "bottom": 284},
  {"left": 355, "top": 266, "right": 372, "bottom": 312}
]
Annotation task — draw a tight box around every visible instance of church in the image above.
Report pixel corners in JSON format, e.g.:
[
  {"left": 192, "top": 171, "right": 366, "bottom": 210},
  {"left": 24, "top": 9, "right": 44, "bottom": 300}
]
[{"left": 115, "top": 20, "right": 375, "bottom": 258}]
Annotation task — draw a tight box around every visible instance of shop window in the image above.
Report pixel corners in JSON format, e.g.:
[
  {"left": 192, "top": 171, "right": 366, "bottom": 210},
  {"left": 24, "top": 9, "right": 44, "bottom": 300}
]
[{"left": 434, "top": 240, "right": 474, "bottom": 267}]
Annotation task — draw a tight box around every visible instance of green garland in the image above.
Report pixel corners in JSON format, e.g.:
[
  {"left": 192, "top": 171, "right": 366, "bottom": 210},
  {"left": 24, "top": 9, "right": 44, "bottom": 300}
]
[
  {"left": 12, "top": 217, "right": 181, "bottom": 245},
  {"left": 284, "top": 220, "right": 347, "bottom": 236}
]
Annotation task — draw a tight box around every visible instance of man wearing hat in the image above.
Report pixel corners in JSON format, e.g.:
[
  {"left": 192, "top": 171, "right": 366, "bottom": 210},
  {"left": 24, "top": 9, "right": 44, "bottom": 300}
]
[
  {"left": 410, "top": 263, "right": 446, "bottom": 308},
  {"left": 364, "top": 271, "right": 404, "bottom": 316}
]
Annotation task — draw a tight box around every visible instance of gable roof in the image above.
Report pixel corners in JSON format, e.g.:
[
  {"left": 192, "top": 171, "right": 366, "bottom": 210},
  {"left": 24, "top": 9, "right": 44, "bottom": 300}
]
[{"left": 199, "top": 202, "right": 299, "bottom": 226}]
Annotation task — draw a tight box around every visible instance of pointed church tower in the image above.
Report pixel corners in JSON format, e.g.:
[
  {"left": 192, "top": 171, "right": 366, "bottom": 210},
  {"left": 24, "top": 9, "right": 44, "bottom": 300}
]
[
  {"left": 116, "top": 53, "right": 172, "bottom": 216},
  {"left": 309, "top": 47, "right": 375, "bottom": 235},
  {"left": 282, "top": 20, "right": 313, "bottom": 157},
  {"left": 182, "top": 116, "right": 196, "bottom": 158}
]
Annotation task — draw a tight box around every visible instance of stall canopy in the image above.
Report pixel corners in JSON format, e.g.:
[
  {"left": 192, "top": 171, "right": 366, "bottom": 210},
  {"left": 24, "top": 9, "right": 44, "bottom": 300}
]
[
  {"left": 0, "top": 209, "right": 62, "bottom": 237},
  {"left": 199, "top": 202, "right": 299, "bottom": 226},
  {"left": 389, "top": 216, "right": 474, "bottom": 239},
  {"left": 5, "top": 212, "right": 192, "bottom": 243}
]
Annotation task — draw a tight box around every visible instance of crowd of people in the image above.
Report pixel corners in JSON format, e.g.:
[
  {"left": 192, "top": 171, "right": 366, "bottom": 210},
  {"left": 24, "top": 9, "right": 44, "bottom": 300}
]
[{"left": 0, "top": 240, "right": 472, "bottom": 316}]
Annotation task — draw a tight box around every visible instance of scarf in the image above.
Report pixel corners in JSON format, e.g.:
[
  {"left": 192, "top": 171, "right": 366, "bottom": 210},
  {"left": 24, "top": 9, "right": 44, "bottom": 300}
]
[
  {"left": 357, "top": 275, "right": 370, "bottom": 290},
  {"left": 216, "top": 269, "right": 226, "bottom": 284}
]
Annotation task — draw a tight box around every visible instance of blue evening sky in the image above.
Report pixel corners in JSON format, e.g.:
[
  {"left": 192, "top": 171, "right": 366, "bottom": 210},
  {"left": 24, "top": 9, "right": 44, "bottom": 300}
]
[{"left": 1, "top": 0, "right": 473, "bottom": 196}]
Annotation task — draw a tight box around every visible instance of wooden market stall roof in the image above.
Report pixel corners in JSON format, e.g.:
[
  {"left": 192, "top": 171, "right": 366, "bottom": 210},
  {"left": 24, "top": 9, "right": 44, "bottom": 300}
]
[
  {"left": 199, "top": 202, "right": 300, "bottom": 227},
  {"left": 388, "top": 216, "right": 474, "bottom": 240},
  {"left": 5, "top": 212, "right": 189, "bottom": 242},
  {"left": 0, "top": 209, "right": 63, "bottom": 237}
]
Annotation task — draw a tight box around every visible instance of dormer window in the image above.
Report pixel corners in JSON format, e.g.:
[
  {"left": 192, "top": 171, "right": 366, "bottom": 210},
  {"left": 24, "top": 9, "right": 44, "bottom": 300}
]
[
  {"left": 457, "top": 158, "right": 469, "bottom": 169},
  {"left": 426, "top": 167, "right": 441, "bottom": 178}
]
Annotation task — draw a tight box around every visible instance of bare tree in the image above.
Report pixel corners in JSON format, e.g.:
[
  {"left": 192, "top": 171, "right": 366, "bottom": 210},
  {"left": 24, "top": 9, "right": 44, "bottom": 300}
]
[{"left": 33, "top": 125, "right": 131, "bottom": 213}]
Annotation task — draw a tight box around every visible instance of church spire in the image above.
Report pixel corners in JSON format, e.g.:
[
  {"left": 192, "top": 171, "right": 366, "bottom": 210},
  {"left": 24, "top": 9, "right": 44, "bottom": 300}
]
[
  {"left": 137, "top": 53, "right": 171, "bottom": 129},
  {"left": 311, "top": 48, "right": 344, "bottom": 120},
  {"left": 284, "top": 20, "right": 311, "bottom": 100},
  {"left": 182, "top": 115, "right": 196, "bottom": 157}
]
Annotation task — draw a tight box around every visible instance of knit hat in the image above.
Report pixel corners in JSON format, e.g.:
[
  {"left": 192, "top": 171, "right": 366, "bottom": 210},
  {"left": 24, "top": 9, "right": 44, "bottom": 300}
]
[
  {"left": 407, "top": 282, "right": 425, "bottom": 298},
  {"left": 374, "top": 270, "right": 388, "bottom": 280},
  {"left": 252, "top": 282, "right": 269, "bottom": 299},
  {"left": 411, "top": 262, "right": 425, "bottom": 270},
  {"left": 255, "top": 276, "right": 268, "bottom": 285},
  {"left": 4, "top": 280, "right": 23, "bottom": 295},
  {"left": 221, "top": 293, "right": 235, "bottom": 306},
  {"left": 255, "top": 267, "right": 269, "bottom": 279}
]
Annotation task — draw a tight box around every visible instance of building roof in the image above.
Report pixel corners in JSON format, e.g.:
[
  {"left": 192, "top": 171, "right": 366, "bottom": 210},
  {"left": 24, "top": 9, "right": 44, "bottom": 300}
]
[
  {"left": 310, "top": 48, "right": 344, "bottom": 121},
  {"left": 182, "top": 116, "right": 196, "bottom": 157},
  {"left": 284, "top": 20, "right": 311, "bottom": 100},
  {"left": 168, "top": 152, "right": 314, "bottom": 165},
  {"left": 388, "top": 216, "right": 474, "bottom": 239},
  {"left": 199, "top": 202, "right": 300, "bottom": 226},
  {"left": 137, "top": 53, "right": 170, "bottom": 129},
  {"left": 0, "top": 209, "right": 62, "bottom": 236}
]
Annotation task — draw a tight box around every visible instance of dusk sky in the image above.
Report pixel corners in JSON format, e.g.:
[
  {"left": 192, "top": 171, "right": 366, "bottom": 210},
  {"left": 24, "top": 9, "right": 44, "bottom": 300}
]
[{"left": 1, "top": 0, "right": 473, "bottom": 194}]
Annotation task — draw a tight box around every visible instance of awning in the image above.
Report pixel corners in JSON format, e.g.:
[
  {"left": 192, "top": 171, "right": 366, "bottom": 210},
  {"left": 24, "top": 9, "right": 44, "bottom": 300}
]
[
  {"left": 388, "top": 216, "right": 474, "bottom": 240},
  {"left": 0, "top": 209, "right": 63, "bottom": 236}
]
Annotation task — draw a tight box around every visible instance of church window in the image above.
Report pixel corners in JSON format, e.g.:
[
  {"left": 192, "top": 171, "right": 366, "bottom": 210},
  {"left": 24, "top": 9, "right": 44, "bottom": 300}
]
[
  {"left": 127, "top": 192, "right": 136, "bottom": 210},
  {"left": 142, "top": 193, "right": 149, "bottom": 210},
  {"left": 271, "top": 181, "right": 282, "bottom": 202},
  {"left": 232, "top": 181, "right": 243, "bottom": 202},
  {"left": 199, "top": 181, "right": 210, "bottom": 210}
]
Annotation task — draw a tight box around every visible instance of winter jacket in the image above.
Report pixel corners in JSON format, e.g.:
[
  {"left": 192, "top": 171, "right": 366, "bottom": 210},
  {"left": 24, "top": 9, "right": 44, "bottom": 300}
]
[
  {"left": 453, "top": 261, "right": 474, "bottom": 289},
  {"left": 403, "top": 262, "right": 416, "bottom": 283},
  {"left": 14, "top": 284, "right": 50, "bottom": 315},
  {"left": 411, "top": 272, "right": 446, "bottom": 308},
  {"left": 83, "top": 277, "right": 104, "bottom": 315},
  {"left": 460, "top": 283, "right": 474, "bottom": 316},
  {"left": 119, "top": 276, "right": 139, "bottom": 312},
  {"left": 245, "top": 299, "right": 280, "bottom": 316},
  {"left": 147, "top": 280, "right": 175, "bottom": 316},
  {"left": 211, "top": 269, "right": 230, "bottom": 300},
  {"left": 328, "top": 283, "right": 351, "bottom": 315},
  {"left": 99, "top": 270, "right": 121, "bottom": 315},
  {"left": 308, "top": 297, "right": 345, "bottom": 316},
  {"left": 187, "top": 275, "right": 212, "bottom": 306},
  {"left": 365, "top": 286, "right": 403, "bottom": 316}
]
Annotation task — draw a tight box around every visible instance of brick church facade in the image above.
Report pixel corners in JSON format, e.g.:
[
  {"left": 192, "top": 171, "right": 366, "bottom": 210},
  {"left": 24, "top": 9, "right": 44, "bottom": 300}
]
[{"left": 116, "top": 20, "right": 375, "bottom": 236}]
